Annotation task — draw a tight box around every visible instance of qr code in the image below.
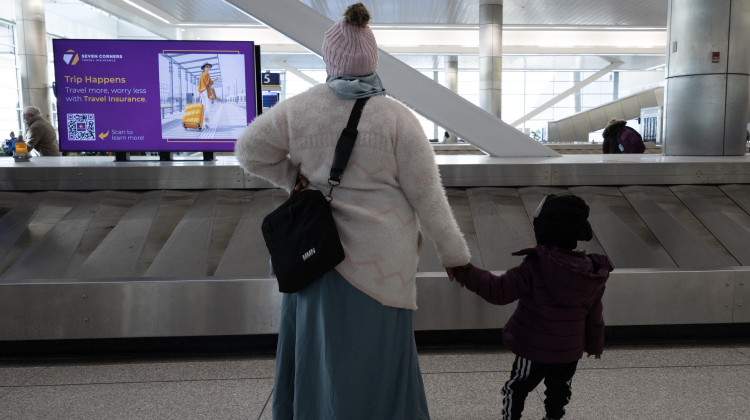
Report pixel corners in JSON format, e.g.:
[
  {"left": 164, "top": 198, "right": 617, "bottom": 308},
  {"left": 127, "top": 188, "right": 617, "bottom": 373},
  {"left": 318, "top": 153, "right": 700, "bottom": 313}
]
[{"left": 67, "top": 113, "right": 96, "bottom": 141}]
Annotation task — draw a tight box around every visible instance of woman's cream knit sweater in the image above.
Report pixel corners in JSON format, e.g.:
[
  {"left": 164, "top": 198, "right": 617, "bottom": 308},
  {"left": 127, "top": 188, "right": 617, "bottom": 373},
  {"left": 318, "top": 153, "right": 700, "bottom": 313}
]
[{"left": 235, "top": 84, "right": 470, "bottom": 309}]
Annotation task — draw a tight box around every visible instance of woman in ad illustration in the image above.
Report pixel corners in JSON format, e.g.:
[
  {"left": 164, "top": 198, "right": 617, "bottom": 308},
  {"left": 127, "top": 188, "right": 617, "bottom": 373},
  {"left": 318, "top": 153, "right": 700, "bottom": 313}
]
[{"left": 198, "top": 62, "right": 219, "bottom": 128}]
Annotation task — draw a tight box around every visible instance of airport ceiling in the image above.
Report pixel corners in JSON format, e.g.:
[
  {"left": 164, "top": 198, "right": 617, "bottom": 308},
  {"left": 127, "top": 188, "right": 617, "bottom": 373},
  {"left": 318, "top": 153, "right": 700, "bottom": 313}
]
[{"left": 77, "top": 0, "right": 670, "bottom": 72}]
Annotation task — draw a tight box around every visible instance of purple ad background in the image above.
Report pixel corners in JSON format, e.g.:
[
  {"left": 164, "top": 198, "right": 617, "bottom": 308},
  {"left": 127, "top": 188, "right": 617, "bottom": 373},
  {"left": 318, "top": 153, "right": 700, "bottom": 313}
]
[{"left": 53, "top": 39, "right": 257, "bottom": 152}]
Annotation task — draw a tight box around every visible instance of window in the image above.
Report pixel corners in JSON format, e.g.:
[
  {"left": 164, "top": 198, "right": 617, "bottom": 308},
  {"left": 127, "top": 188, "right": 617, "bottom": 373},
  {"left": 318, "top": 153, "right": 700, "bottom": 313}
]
[{"left": 0, "top": 23, "right": 20, "bottom": 136}]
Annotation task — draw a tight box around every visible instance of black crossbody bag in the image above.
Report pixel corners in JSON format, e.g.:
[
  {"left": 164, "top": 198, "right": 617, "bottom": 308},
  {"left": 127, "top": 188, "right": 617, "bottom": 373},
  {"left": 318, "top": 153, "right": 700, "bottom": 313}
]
[{"left": 261, "top": 97, "right": 369, "bottom": 293}]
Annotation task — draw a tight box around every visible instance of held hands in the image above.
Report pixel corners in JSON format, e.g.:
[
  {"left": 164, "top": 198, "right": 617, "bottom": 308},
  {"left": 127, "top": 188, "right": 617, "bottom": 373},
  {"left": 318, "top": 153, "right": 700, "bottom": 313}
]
[{"left": 446, "top": 263, "right": 474, "bottom": 287}]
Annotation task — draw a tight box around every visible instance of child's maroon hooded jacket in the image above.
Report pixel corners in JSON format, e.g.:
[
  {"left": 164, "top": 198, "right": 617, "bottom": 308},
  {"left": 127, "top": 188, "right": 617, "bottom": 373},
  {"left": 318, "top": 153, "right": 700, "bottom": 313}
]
[{"left": 462, "top": 245, "right": 613, "bottom": 363}]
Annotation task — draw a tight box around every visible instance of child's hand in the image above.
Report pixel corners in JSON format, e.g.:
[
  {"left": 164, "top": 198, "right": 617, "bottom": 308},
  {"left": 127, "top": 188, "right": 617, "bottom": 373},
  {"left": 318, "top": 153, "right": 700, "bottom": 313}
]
[
  {"left": 586, "top": 353, "right": 601, "bottom": 359},
  {"left": 448, "top": 263, "right": 474, "bottom": 286}
]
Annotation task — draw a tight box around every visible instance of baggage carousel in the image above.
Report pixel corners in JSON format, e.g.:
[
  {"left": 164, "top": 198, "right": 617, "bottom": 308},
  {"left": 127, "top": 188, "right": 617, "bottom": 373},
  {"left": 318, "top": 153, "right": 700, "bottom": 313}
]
[{"left": 1, "top": 154, "right": 749, "bottom": 341}]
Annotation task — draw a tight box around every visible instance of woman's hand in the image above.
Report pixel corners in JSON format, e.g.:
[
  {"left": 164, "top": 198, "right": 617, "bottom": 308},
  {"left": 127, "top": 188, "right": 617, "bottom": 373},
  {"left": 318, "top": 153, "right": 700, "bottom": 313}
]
[{"left": 290, "top": 169, "right": 309, "bottom": 197}]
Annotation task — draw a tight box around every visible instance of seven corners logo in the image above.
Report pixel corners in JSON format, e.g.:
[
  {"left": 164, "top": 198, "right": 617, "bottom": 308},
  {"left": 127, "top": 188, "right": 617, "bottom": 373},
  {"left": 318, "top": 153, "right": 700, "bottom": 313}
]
[{"left": 63, "top": 50, "right": 79, "bottom": 65}]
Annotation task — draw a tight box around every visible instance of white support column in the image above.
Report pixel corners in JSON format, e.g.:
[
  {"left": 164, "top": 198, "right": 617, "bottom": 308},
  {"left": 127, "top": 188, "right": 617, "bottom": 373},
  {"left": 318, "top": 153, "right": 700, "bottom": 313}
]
[
  {"left": 15, "top": 0, "right": 51, "bottom": 120},
  {"left": 444, "top": 56, "right": 459, "bottom": 143},
  {"left": 479, "top": 0, "right": 503, "bottom": 119}
]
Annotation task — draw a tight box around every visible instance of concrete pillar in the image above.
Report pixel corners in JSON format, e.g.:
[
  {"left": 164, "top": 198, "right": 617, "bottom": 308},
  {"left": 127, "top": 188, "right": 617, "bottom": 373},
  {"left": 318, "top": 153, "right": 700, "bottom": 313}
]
[
  {"left": 479, "top": 0, "right": 502, "bottom": 119},
  {"left": 613, "top": 71, "right": 620, "bottom": 101},
  {"left": 574, "top": 72, "right": 582, "bottom": 113},
  {"left": 664, "top": 0, "right": 750, "bottom": 155},
  {"left": 444, "top": 56, "right": 459, "bottom": 143},
  {"left": 15, "top": 0, "right": 51, "bottom": 121}
]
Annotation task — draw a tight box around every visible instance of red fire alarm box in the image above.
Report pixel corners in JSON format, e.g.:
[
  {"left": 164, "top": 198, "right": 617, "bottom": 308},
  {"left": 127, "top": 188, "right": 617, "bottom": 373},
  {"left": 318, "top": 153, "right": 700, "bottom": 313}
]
[{"left": 712, "top": 52, "right": 720, "bottom": 63}]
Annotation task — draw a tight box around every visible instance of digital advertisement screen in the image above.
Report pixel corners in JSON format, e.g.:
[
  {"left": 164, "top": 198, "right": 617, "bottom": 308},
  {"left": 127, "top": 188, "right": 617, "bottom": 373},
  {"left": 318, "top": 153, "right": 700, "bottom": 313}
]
[{"left": 52, "top": 39, "right": 259, "bottom": 152}]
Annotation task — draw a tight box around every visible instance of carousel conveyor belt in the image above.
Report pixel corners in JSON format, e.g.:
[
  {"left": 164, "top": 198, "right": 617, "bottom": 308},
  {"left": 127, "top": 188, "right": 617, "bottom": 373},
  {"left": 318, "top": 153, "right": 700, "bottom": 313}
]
[{"left": 1, "top": 155, "right": 750, "bottom": 340}]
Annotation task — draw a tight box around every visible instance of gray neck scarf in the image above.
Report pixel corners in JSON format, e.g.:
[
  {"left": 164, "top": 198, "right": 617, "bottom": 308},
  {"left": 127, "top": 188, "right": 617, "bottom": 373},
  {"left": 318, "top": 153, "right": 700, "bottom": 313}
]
[{"left": 326, "top": 73, "right": 386, "bottom": 99}]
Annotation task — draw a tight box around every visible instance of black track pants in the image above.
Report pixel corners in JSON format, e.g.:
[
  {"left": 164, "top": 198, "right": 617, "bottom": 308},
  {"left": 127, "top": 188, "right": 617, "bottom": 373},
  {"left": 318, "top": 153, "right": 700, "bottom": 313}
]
[{"left": 501, "top": 355, "right": 578, "bottom": 420}]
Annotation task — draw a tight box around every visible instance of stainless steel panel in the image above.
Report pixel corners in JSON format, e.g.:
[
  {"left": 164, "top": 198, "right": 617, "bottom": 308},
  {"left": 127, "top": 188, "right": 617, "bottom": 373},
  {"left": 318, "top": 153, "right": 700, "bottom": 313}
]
[
  {"left": 735, "top": 271, "right": 750, "bottom": 322},
  {"left": 66, "top": 192, "right": 139, "bottom": 277},
  {"left": 725, "top": 74, "right": 750, "bottom": 155},
  {"left": 467, "top": 188, "right": 534, "bottom": 271},
  {"left": 728, "top": 0, "right": 750, "bottom": 75},
  {"left": 569, "top": 186, "right": 676, "bottom": 269},
  {"left": 621, "top": 186, "right": 738, "bottom": 268},
  {"left": 667, "top": 0, "right": 731, "bottom": 78},
  {"left": 213, "top": 190, "right": 286, "bottom": 277},
  {"left": 74, "top": 191, "right": 164, "bottom": 278},
  {"left": 144, "top": 190, "right": 218, "bottom": 277},
  {"left": 720, "top": 184, "right": 750, "bottom": 214},
  {"left": 602, "top": 270, "right": 735, "bottom": 326},
  {"left": 5, "top": 156, "right": 750, "bottom": 190},
  {"left": 0, "top": 192, "right": 49, "bottom": 268},
  {"left": 438, "top": 155, "right": 750, "bottom": 187},
  {"left": 0, "top": 192, "right": 98, "bottom": 281},
  {"left": 0, "top": 278, "right": 283, "bottom": 340},
  {"left": 135, "top": 191, "right": 197, "bottom": 275},
  {"left": 0, "top": 192, "right": 30, "bottom": 218},
  {"left": 0, "top": 158, "right": 247, "bottom": 191},
  {"left": 418, "top": 190, "right": 483, "bottom": 271},
  {"left": 664, "top": 74, "right": 728, "bottom": 155},
  {"left": 413, "top": 274, "right": 515, "bottom": 330},
  {"left": 1, "top": 269, "right": 747, "bottom": 340},
  {"left": 671, "top": 185, "right": 750, "bottom": 265}
]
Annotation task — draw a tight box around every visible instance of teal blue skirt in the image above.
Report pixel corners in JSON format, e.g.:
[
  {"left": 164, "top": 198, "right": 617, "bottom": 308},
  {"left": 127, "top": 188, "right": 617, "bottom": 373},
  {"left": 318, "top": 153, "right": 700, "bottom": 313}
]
[{"left": 273, "top": 270, "right": 430, "bottom": 420}]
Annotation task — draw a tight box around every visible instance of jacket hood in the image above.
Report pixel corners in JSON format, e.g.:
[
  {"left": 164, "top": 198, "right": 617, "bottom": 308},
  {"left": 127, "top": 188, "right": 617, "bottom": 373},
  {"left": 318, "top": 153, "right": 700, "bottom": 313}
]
[
  {"left": 25, "top": 114, "right": 44, "bottom": 127},
  {"left": 513, "top": 245, "right": 612, "bottom": 306},
  {"left": 602, "top": 120, "right": 626, "bottom": 138}
]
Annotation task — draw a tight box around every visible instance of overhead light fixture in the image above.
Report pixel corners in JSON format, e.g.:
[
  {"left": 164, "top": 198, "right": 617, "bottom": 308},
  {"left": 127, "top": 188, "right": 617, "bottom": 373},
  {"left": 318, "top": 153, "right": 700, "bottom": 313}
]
[
  {"left": 176, "top": 23, "right": 264, "bottom": 28},
  {"left": 645, "top": 64, "right": 666, "bottom": 71},
  {"left": 122, "top": 0, "right": 171, "bottom": 24}
]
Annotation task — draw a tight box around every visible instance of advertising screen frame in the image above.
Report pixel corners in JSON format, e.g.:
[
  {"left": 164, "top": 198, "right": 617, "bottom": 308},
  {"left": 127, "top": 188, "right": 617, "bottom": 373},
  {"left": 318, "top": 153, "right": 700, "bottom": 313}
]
[{"left": 52, "top": 39, "right": 260, "bottom": 153}]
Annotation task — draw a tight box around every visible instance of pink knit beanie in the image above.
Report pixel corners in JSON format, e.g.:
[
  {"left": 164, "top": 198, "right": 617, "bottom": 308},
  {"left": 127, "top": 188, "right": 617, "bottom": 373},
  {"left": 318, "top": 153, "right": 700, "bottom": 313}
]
[{"left": 322, "top": 3, "right": 378, "bottom": 77}]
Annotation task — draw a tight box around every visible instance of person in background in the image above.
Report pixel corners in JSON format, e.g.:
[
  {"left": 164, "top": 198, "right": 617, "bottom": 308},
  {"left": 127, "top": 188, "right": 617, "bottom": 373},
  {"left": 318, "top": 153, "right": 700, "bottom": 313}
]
[
  {"left": 234, "top": 3, "right": 471, "bottom": 419},
  {"left": 5, "top": 131, "right": 18, "bottom": 155},
  {"left": 451, "top": 194, "right": 613, "bottom": 420},
  {"left": 443, "top": 130, "right": 457, "bottom": 144},
  {"left": 602, "top": 118, "right": 645, "bottom": 154},
  {"left": 22, "top": 106, "right": 61, "bottom": 156}
]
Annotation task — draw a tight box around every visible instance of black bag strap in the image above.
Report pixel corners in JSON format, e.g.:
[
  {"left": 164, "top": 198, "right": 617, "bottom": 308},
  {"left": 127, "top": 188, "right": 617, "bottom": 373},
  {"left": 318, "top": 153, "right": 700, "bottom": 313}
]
[{"left": 326, "top": 97, "right": 369, "bottom": 199}]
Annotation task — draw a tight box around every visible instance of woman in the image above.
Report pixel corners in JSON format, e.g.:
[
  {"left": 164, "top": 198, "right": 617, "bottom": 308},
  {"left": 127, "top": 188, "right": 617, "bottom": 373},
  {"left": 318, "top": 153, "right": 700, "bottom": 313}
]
[
  {"left": 235, "top": 3, "right": 471, "bottom": 419},
  {"left": 197, "top": 62, "right": 219, "bottom": 128}
]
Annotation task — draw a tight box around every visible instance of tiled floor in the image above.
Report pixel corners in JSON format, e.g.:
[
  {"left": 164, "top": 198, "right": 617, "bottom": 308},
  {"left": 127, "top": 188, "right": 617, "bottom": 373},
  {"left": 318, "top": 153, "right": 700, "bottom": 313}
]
[{"left": 2, "top": 342, "right": 750, "bottom": 419}]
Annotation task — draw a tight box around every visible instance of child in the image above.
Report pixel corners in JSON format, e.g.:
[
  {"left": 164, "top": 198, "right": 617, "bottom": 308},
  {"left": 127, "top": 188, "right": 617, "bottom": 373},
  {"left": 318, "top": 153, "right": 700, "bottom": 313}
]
[{"left": 452, "top": 194, "right": 613, "bottom": 420}]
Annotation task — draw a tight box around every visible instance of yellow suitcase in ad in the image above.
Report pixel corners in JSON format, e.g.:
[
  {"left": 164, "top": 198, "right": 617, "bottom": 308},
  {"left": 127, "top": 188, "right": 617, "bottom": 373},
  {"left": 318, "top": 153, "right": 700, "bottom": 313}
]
[{"left": 182, "top": 103, "right": 204, "bottom": 130}]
